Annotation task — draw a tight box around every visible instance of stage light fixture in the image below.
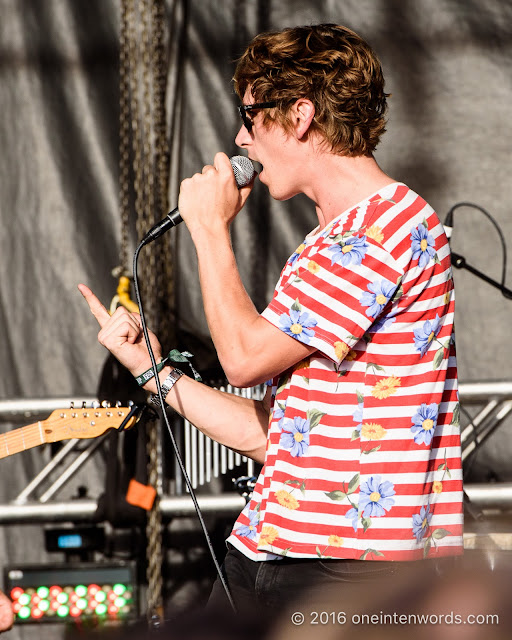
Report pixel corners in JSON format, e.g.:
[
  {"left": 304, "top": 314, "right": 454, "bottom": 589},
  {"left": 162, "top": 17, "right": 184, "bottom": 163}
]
[{"left": 4, "top": 562, "right": 137, "bottom": 624}]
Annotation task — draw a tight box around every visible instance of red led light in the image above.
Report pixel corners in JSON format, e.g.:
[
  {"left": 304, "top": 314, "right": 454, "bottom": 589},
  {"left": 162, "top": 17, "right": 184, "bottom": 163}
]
[
  {"left": 13, "top": 602, "right": 22, "bottom": 613},
  {"left": 70, "top": 593, "right": 79, "bottom": 603},
  {"left": 107, "top": 591, "right": 117, "bottom": 602},
  {"left": 31, "top": 608, "right": 44, "bottom": 619},
  {"left": 89, "top": 599, "right": 98, "bottom": 609},
  {"left": 88, "top": 584, "right": 100, "bottom": 596},
  {"left": 51, "top": 601, "right": 60, "bottom": 611},
  {"left": 10, "top": 587, "right": 23, "bottom": 600},
  {"left": 108, "top": 605, "right": 118, "bottom": 615},
  {"left": 70, "top": 606, "right": 81, "bottom": 618},
  {"left": 49, "top": 585, "right": 62, "bottom": 598},
  {"left": 31, "top": 594, "right": 41, "bottom": 605}
]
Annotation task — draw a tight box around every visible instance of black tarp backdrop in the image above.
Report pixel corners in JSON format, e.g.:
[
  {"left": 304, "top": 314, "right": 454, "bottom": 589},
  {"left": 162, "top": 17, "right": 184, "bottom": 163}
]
[{"left": 1, "top": 0, "right": 512, "bottom": 635}]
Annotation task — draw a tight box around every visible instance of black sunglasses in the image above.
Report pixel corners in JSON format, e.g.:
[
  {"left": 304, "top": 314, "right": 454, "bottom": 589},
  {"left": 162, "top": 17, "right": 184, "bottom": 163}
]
[{"left": 238, "top": 101, "right": 279, "bottom": 132}]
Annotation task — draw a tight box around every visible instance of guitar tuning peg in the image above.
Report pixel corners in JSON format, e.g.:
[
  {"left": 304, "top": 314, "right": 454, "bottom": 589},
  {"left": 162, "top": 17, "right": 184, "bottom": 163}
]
[
  {"left": 115, "top": 400, "right": 122, "bottom": 408},
  {"left": 82, "top": 401, "right": 87, "bottom": 409},
  {"left": 70, "top": 401, "right": 75, "bottom": 409},
  {"left": 92, "top": 401, "right": 100, "bottom": 409},
  {"left": 128, "top": 400, "right": 134, "bottom": 407},
  {"left": 101, "top": 400, "right": 111, "bottom": 408}
]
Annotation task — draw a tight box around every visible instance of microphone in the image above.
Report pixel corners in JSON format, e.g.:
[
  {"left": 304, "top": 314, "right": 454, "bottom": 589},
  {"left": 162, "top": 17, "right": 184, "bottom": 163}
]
[
  {"left": 443, "top": 207, "right": 454, "bottom": 240},
  {"left": 141, "top": 155, "right": 255, "bottom": 245}
]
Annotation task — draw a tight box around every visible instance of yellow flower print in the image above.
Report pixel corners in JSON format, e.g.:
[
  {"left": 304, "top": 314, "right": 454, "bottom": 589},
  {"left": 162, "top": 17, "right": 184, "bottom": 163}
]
[
  {"left": 361, "top": 422, "right": 387, "bottom": 440},
  {"left": 275, "top": 490, "right": 300, "bottom": 510},
  {"left": 259, "top": 525, "right": 279, "bottom": 546},
  {"left": 371, "top": 375, "right": 401, "bottom": 399},
  {"left": 307, "top": 260, "right": 320, "bottom": 274},
  {"left": 432, "top": 481, "right": 443, "bottom": 494},
  {"left": 327, "top": 535, "right": 344, "bottom": 547},
  {"left": 366, "top": 225, "right": 384, "bottom": 244},
  {"left": 345, "top": 350, "right": 357, "bottom": 361},
  {"left": 294, "top": 357, "right": 310, "bottom": 371},
  {"left": 334, "top": 341, "right": 350, "bottom": 360},
  {"left": 444, "top": 291, "right": 451, "bottom": 305}
]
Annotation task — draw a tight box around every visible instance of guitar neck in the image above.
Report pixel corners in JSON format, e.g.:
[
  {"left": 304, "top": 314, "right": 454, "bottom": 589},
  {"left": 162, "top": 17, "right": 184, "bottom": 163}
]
[{"left": 0, "top": 422, "right": 48, "bottom": 460}]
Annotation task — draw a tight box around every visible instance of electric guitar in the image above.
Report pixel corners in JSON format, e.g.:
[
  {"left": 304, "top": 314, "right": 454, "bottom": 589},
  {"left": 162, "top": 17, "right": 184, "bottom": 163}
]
[{"left": 0, "top": 403, "right": 141, "bottom": 460}]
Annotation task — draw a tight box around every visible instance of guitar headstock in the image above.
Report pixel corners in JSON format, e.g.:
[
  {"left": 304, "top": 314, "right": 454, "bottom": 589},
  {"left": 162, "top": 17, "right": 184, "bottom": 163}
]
[{"left": 42, "top": 402, "right": 139, "bottom": 444}]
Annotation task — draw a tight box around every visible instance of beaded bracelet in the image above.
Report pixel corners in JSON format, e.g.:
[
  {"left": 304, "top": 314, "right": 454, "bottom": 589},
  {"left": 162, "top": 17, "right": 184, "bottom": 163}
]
[{"left": 135, "top": 349, "right": 202, "bottom": 386}]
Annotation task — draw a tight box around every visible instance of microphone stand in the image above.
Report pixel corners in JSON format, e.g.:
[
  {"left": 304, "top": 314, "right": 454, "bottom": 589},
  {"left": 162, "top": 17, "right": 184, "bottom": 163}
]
[{"left": 451, "top": 252, "right": 512, "bottom": 299}]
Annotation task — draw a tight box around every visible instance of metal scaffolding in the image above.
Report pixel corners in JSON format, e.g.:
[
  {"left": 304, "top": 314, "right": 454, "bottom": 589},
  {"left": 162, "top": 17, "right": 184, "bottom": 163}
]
[{"left": 0, "top": 380, "right": 511, "bottom": 525}]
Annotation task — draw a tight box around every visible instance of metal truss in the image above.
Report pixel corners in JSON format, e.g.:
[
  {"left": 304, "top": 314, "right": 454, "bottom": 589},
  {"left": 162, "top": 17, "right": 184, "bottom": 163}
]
[{"left": 0, "top": 381, "right": 511, "bottom": 525}]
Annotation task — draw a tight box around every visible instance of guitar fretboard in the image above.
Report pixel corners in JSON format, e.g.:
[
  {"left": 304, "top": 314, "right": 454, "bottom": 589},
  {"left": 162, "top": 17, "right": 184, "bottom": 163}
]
[{"left": 0, "top": 422, "right": 46, "bottom": 459}]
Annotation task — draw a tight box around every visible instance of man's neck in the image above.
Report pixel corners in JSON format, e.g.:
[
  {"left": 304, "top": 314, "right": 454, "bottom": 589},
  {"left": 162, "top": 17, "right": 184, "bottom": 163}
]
[{"left": 302, "top": 152, "right": 396, "bottom": 230}]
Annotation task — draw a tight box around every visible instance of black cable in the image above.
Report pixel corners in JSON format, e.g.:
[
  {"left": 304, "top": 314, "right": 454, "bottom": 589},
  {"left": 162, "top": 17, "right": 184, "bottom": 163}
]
[
  {"left": 446, "top": 201, "right": 511, "bottom": 299},
  {"left": 132, "top": 241, "right": 237, "bottom": 614}
]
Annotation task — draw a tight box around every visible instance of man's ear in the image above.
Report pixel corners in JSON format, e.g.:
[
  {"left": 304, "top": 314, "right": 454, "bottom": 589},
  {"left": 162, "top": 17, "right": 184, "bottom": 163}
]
[{"left": 291, "top": 98, "right": 315, "bottom": 139}]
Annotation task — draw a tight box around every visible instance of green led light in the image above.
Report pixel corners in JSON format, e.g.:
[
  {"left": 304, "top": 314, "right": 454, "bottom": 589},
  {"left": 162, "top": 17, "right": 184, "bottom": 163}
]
[
  {"left": 37, "top": 586, "right": 50, "bottom": 599},
  {"left": 38, "top": 600, "right": 50, "bottom": 612},
  {"left": 76, "top": 598, "right": 88, "bottom": 611},
  {"left": 114, "top": 597, "right": 126, "bottom": 608},
  {"left": 112, "top": 583, "right": 126, "bottom": 596},
  {"left": 18, "top": 606, "right": 31, "bottom": 619},
  {"left": 18, "top": 593, "right": 31, "bottom": 606},
  {"left": 94, "top": 590, "right": 106, "bottom": 603},
  {"left": 75, "top": 584, "right": 87, "bottom": 597},
  {"left": 57, "top": 605, "right": 69, "bottom": 618},
  {"left": 95, "top": 603, "right": 107, "bottom": 615},
  {"left": 56, "top": 592, "right": 69, "bottom": 604}
]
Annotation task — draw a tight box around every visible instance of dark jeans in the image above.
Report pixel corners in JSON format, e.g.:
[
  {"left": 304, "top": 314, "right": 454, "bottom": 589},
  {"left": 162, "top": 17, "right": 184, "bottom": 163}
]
[{"left": 206, "top": 544, "right": 444, "bottom": 624}]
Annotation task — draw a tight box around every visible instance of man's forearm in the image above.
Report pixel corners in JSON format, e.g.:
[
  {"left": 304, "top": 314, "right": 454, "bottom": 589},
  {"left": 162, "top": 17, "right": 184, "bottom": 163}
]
[
  {"left": 144, "top": 366, "right": 269, "bottom": 463},
  {"left": 193, "top": 226, "right": 271, "bottom": 385}
]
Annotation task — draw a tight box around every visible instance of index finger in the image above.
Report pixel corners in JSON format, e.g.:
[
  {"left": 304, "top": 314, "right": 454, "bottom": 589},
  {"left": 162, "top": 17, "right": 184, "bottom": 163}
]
[
  {"left": 213, "top": 152, "right": 234, "bottom": 180},
  {"left": 78, "top": 284, "right": 111, "bottom": 328}
]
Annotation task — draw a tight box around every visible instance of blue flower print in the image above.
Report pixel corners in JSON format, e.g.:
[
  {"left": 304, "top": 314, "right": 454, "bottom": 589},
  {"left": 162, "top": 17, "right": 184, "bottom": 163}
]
[
  {"left": 280, "top": 417, "right": 310, "bottom": 457},
  {"left": 288, "top": 243, "right": 306, "bottom": 267},
  {"left": 369, "top": 316, "right": 396, "bottom": 333},
  {"left": 345, "top": 506, "right": 359, "bottom": 532},
  {"left": 235, "top": 509, "right": 259, "bottom": 540},
  {"left": 412, "top": 503, "right": 432, "bottom": 542},
  {"left": 360, "top": 279, "right": 396, "bottom": 318},
  {"left": 358, "top": 475, "right": 396, "bottom": 517},
  {"left": 411, "top": 403, "right": 439, "bottom": 446},
  {"left": 352, "top": 402, "right": 363, "bottom": 436},
  {"left": 411, "top": 223, "right": 436, "bottom": 269},
  {"left": 279, "top": 308, "right": 317, "bottom": 344},
  {"left": 328, "top": 235, "right": 369, "bottom": 267},
  {"left": 272, "top": 403, "right": 286, "bottom": 431},
  {"left": 413, "top": 315, "right": 441, "bottom": 357}
]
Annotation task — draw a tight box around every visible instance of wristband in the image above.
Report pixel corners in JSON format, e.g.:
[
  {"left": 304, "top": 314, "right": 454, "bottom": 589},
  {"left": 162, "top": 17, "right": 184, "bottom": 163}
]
[
  {"left": 135, "top": 349, "right": 201, "bottom": 386},
  {"left": 149, "top": 369, "right": 184, "bottom": 407}
]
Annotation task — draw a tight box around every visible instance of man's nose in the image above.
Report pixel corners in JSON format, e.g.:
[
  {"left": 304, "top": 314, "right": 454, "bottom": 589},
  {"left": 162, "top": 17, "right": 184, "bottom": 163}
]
[{"left": 235, "top": 123, "right": 251, "bottom": 148}]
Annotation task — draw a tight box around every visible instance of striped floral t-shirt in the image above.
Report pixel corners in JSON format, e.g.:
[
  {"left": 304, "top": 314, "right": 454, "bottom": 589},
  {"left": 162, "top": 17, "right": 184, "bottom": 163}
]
[{"left": 227, "top": 183, "right": 463, "bottom": 562}]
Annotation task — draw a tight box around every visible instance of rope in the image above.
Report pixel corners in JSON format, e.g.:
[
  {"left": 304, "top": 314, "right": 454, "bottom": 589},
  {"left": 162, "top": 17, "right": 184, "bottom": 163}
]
[{"left": 119, "top": 0, "right": 174, "bottom": 625}]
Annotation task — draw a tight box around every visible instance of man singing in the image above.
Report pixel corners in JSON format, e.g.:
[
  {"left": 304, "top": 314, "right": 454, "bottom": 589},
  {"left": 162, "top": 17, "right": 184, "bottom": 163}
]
[{"left": 80, "top": 23, "right": 463, "bottom": 616}]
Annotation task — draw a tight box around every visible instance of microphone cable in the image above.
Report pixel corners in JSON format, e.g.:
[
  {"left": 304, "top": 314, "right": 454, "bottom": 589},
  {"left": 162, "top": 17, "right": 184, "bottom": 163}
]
[{"left": 131, "top": 240, "right": 237, "bottom": 614}]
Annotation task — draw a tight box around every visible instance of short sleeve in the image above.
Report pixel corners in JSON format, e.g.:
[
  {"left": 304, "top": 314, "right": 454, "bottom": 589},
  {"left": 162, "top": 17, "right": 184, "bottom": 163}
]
[{"left": 261, "top": 232, "right": 404, "bottom": 364}]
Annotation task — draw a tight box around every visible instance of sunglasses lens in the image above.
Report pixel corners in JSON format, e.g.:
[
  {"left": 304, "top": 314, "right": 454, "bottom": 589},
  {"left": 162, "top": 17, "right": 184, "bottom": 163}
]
[{"left": 243, "top": 112, "right": 252, "bottom": 132}]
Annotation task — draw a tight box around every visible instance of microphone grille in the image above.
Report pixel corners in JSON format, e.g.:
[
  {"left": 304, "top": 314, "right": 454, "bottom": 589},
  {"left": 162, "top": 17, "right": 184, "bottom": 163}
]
[{"left": 230, "top": 155, "right": 256, "bottom": 188}]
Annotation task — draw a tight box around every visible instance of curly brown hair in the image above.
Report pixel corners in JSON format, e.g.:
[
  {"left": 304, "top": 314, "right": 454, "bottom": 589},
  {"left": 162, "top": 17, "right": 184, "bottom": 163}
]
[{"left": 233, "top": 24, "right": 388, "bottom": 156}]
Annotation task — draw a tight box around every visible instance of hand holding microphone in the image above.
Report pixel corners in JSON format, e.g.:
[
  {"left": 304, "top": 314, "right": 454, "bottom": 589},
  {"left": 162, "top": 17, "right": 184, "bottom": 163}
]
[{"left": 142, "top": 154, "right": 255, "bottom": 245}]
